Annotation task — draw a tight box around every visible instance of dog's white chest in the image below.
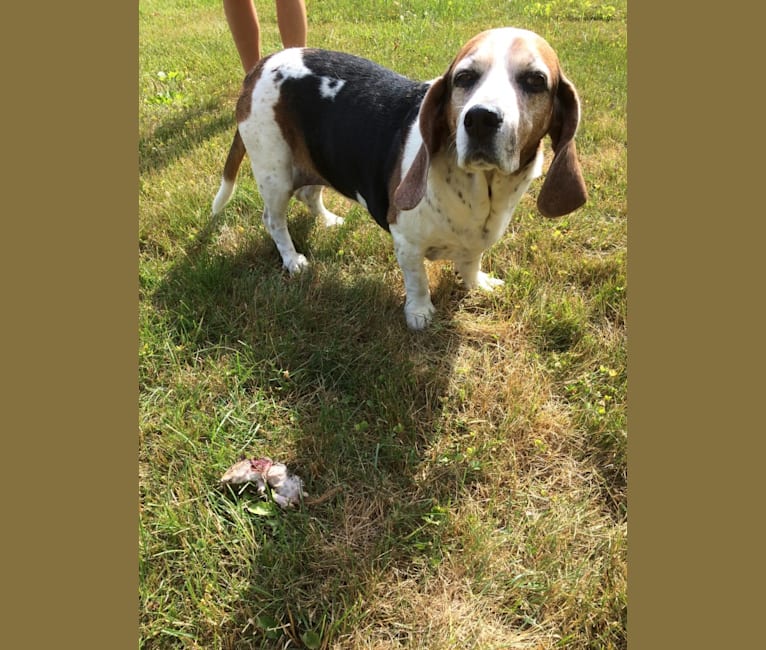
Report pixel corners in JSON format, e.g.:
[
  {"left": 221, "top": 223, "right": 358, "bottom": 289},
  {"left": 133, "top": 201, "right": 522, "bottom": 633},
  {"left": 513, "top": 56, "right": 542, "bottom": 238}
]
[{"left": 400, "top": 155, "right": 538, "bottom": 262}]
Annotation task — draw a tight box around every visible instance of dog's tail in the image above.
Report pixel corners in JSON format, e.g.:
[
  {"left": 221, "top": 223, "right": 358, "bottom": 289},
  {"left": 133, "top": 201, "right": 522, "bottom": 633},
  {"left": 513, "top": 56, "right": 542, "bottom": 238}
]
[{"left": 212, "top": 129, "right": 247, "bottom": 215}]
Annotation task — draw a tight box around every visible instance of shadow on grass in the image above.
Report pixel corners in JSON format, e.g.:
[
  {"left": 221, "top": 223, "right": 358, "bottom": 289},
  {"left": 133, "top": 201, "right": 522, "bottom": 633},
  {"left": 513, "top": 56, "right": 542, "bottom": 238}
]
[
  {"left": 139, "top": 97, "right": 234, "bottom": 176},
  {"left": 148, "top": 205, "right": 472, "bottom": 647}
]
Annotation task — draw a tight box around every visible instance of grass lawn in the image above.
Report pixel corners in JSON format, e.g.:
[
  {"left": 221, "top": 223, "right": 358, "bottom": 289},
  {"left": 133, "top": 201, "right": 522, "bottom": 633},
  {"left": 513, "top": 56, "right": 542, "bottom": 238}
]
[{"left": 139, "top": 0, "right": 627, "bottom": 647}]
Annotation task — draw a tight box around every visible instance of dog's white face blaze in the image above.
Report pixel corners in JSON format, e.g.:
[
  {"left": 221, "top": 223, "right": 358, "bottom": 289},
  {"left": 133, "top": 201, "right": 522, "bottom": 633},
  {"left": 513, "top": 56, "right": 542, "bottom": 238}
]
[{"left": 452, "top": 28, "right": 556, "bottom": 175}]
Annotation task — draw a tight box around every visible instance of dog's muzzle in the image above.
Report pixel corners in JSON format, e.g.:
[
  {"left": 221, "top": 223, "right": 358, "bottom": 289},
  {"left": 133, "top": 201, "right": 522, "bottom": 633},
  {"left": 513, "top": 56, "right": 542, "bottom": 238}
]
[
  {"left": 461, "top": 105, "right": 509, "bottom": 171},
  {"left": 464, "top": 105, "right": 503, "bottom": 140}
]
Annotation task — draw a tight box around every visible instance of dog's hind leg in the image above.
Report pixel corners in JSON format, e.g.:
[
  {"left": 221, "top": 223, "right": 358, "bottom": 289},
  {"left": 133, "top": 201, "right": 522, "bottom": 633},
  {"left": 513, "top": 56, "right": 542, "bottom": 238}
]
[
  {"left": 259, "top": 183, "right": 310, "bottom": 275},
  {"left": 241, "top": 111, "right": 313, "bottom": 274},
  {"left": 294, "top": 186, "right": 344, "bottom": 227}
]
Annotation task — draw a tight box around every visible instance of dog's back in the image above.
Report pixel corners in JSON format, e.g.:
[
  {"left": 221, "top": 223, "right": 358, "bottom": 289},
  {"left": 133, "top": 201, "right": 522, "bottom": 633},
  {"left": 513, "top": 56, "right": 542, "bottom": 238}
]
[{"left": 273, "top": 49, "right": 427, "bottom": 228}]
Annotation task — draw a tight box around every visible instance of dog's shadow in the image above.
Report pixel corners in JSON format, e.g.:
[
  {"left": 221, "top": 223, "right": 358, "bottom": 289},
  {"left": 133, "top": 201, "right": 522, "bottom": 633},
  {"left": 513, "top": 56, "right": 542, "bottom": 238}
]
[{"left": 148, "top": 200, "right": 480, "bottom": 643}]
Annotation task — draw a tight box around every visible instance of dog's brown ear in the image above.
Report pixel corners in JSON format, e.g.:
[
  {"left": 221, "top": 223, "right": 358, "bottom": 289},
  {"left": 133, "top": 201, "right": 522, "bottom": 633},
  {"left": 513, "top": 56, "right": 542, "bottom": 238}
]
[
  {"left": 537, "top": 73, "right": 588, "bottom": 218},
  {"left": 394, "top": 76, "right": 449, "bottom": 211}
]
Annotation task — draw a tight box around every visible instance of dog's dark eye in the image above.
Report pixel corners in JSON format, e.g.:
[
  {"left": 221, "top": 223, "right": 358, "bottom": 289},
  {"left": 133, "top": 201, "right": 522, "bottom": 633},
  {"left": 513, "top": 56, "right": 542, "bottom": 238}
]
[
  {"left": 454, "top": 69, "right": 479, "bottom": 89},
  {"left": 520, "top": 72, "right": 548, "bottom": 93}
]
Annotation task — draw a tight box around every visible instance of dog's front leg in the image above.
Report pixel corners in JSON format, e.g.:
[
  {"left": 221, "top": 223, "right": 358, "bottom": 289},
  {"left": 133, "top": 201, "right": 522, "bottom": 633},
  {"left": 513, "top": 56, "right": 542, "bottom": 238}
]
[
  {"left": 455, "top": 255, "right": 504, "bottom": 292},
  {"left": 293, "top": 186, "right": 344, "bottom": 228},
  {"left": 392, "top": 234, "right": 436, "bottom": 330}
]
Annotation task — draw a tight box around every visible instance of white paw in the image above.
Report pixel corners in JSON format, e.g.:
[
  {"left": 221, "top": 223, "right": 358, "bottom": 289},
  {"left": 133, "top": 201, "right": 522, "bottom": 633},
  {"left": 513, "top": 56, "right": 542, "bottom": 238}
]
[
  {"left": 283, "top": 254, "right": 309, "bottom": 275},
  {"left": 473, "top": 271, "right": 504, "bottom": 292},
  {"left": 404, "top": 300, "right": 436, "bottom": 330},
  {"left": 321, "top": 212, "right": 344, "bottom": 228}
]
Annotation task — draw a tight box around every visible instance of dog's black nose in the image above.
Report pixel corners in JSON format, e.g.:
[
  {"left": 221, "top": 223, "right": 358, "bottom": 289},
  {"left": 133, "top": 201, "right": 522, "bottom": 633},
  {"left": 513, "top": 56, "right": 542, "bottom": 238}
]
[{"left": 464, "top": 106, "right": 503, "bottom": 139}]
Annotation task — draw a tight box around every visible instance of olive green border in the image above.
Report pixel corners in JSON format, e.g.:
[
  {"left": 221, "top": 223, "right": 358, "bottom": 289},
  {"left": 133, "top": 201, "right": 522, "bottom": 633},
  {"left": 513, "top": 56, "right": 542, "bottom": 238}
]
[{"left": 5, "top": 3, "right": 137, "bottom": 647}]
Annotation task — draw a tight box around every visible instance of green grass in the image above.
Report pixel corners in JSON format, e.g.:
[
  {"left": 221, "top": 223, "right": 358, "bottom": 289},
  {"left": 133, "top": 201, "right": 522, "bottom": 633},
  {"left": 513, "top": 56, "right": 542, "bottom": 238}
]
[{"left": 139, "top": 0, "right": 627, "bottom": 647}]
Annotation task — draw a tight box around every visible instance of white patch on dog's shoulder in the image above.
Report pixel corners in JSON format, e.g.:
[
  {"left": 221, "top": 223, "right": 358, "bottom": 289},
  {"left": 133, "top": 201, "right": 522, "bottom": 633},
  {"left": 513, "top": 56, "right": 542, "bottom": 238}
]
[
  {"left": 246, "top": 49, "right": 311, "bottom": 128},
  {"left": 319, "top": 76, "right": 346, "bottom": 100},
  {"left": 355, "top": 192, "right": 368, "bottom": 209},
  {"left": 265, "top": 48, "right": 311, "bottom": 83}
]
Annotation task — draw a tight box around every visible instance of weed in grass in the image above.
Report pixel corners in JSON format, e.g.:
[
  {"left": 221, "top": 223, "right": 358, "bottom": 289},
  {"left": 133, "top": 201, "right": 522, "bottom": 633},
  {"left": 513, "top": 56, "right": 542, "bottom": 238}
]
[{"left": 148, "top": 70, "right": 187, "bottom": 105}]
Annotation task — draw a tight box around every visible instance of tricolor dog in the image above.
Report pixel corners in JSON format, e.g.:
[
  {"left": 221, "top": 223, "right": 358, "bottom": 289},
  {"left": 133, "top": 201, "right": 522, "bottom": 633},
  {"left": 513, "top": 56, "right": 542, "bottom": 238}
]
[{"left": 212, "top": 27, "right": 587, "bottom": 329}]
